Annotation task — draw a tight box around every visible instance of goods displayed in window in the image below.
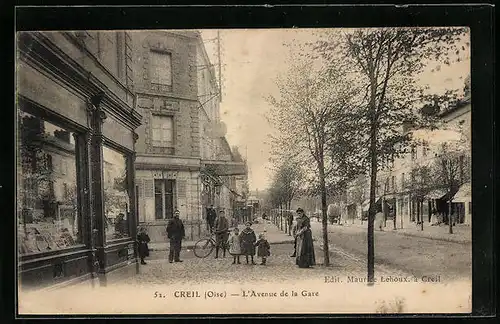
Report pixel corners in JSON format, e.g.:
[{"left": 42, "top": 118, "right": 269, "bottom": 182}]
[
  {"left": 17, "top": 111, "right": 80, "bottom": 254},
  {"left": 103, "top": 146, "right": 130, "bottom": 241}
]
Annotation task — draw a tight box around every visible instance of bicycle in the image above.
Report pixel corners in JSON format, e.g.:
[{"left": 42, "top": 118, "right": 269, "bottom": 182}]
[{"left": 193, "top": 230, "right": 230, "bottom": 258}]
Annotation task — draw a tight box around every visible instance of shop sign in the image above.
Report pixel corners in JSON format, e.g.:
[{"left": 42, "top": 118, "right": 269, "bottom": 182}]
[{"left": 151, "top": 171, "right": 179, "bottom": 179}]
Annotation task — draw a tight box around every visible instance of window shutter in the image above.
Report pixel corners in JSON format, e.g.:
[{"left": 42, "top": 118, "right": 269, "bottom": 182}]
[
  {"left": 144, "top": 179, "right": 154, "bottom": 198},
  {"left": 136, "top": 179, "right": 144, "bottom": 198},
  {"left": 177, "top": 180, "right": 186, "bottom": 198}
]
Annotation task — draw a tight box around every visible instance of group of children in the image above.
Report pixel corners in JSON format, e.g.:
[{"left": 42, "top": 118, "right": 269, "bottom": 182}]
[
  {"left": 136, "top": 221, "right": 271, "bottom": 266},
  {"left": 228, "top": 221, "right": 270, "bottom": 265}
]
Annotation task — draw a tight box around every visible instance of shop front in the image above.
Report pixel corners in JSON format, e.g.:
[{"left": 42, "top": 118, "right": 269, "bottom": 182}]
[
  {"left": 17, "top": 32, "right": 142, "bottom": 289},
  {"left": 425, "top": 188, "right": 450, "bottom": 224},
  {"left": 135, "top": 160, "right": 203, "bottom": 242},
  {"left": 452, "top": 182, "right": 471, "bottom": 225}
]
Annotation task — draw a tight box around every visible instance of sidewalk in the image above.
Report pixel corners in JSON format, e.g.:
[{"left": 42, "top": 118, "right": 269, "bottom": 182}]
[
  {"left": 326, "top": 221, "right": 471, "bottom": 244},
  {"left": 148, "top": 221, "right": 294, "bottom": 251}
]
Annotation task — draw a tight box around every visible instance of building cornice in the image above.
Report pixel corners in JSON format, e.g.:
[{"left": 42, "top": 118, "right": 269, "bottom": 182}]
[
  {"left": 135, "top": 163, "right": 201, "bottom": 172},
  {"left": 61, "top": 32, "right": 134, "bottom": 100}
]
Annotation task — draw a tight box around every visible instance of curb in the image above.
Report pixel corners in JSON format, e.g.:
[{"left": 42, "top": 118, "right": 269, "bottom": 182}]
[
  {"left": 327, "top": 225, "right": 471, "bottom": 244},
  {"left": 394, "top": 230, "right": 471, "bottom": 244}
]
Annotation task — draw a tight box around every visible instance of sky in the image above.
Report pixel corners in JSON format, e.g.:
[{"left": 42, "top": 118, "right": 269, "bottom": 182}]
[{"left": 200, "top": 28, "right": 470, "bottom": 192}]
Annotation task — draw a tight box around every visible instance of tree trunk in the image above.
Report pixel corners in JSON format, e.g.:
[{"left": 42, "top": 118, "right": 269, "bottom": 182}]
[
  {"left": 383, "top": 198, "right": 387, "bottom": 228},
  {"left": 393, "top": 203, "right": 397, "bottom": 230},
  {"left": 420, "top": 200, "right": 424, "bottom": 231},
  {"left": 280, "top": 204, "right": 283, "bottom": 231},
  {"left": 400, "top": 199, "right": 404, "bottom": 229},
  {"left": 448, "top": 199, "right": 453, "bottom": 234},
  {"left": 367, "top": 76, "right": 378, "bottom": 285},
  {"left": 318, "top": 157, "right": 330, "bottom": 267},
  {"left": 416, "top": 198, "right": 420, "bottom": 226}
]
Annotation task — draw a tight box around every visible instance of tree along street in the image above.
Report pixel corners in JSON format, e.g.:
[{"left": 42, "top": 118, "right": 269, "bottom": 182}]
[{"left": 309, "top": 222, "right": 471, "bottom": 281}]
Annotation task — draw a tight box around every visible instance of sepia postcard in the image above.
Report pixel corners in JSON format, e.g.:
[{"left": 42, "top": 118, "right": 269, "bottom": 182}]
[{"left": 16, "top": 27, "right": 472, "bottom": 315}]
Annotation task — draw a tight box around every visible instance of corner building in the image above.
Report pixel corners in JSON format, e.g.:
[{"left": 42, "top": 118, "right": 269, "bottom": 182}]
[
  {"left": 131, "top": 31, "right": 202, "bottom": 242},
  {"left": 131, "top": 31, "right": 246, "bottom": 242}
]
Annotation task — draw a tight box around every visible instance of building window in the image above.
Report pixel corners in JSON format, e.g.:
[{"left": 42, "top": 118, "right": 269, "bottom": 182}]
[
  {"left": 17, "top": 111, "right": 80, "bottom": 255},
  {"left": 401, "top": 173, "right": 405, "bottom": 189},
  {"left": 151, "top": 115, "right": 174, "bottom": 153},
  {"left": 391, "top": 176, "right": 395, "bottom": 192},
  {"left": 150, "top": 50, "right": 172, "bottom": 86},
  {"left": 103, "top": 146, "right": 130, "bottom": 241},
  {"left": 154, "top": 179, "right": 175, "bottom": 220}
]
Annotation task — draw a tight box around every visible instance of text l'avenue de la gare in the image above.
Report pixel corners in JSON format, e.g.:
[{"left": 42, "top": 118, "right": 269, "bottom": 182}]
[{"left": 154, "top": 289, "right": 321, "bottom": 300}]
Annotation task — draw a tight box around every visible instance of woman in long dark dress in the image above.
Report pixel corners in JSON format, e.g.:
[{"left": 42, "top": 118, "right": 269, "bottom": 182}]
[
  {"left": 295, "top": 208, "right": 315, "bottom": 268},
  {"left": 137, "top": 227, "right": 151, "bottom": 265}
]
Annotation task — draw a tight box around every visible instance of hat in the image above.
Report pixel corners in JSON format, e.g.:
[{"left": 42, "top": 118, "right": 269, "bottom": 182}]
[{"left": 245, "top": 221, "right": 252, "bottom": 226}]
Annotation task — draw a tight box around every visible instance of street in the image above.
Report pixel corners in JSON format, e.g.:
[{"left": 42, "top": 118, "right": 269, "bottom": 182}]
[
  {"left": 309, "top": 222, "right": 472, "bottom": 281},
  {"left": 18, "top": 237, "right": 471, "bottom": 314},
  {"left": 112, "top": 243, "right": 374, "bottom": 286}
]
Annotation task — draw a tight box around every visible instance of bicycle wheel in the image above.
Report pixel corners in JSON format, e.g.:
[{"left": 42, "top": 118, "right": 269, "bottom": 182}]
[{"left": 193, "top": 238, "right": 215, "bottom": 258}]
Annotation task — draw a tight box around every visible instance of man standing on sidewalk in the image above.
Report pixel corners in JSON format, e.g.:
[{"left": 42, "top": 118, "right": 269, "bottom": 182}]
[
  {"left": 214, "top": 210, "right": 230, "bottom": 258},
  {"left": 166, "top": 209, "right": 185, "bottom": 263},
  {"left": 207, "top": 205, "right": 217, "bottom": 233}
]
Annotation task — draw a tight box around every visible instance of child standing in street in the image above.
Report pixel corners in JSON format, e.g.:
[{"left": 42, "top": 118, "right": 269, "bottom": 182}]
[
  {"left": 240, "top": 221, "right": 257, "bottom": 265},
  {"left": 136, "top": 227, "right": 151, "bottom": 265},
  {"left": 255, "top": 233, "right": 270, "bottom": 265},
  {"left": 228, "top": 227, "right": 242, "bottom": 264}
]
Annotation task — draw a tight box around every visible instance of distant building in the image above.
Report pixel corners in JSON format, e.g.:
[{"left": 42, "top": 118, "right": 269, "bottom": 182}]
[{"left": 342, "top": 77, "right": 471, "bottom": 228}]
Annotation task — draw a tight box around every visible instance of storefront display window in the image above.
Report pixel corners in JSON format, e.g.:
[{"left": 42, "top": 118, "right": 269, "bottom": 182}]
[
  {"left": 103, "top": 146, "right": 130, "bottom": 241},
  {"left": 17, "top": 111, "right": 80, "bottom": 255}
]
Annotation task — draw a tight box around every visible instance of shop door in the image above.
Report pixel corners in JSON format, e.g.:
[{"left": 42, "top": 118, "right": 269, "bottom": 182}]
[
  {"left": 154, "top": 179, "right": 176, "bottom": 220},
  {"left": 164, "top": 180, "right": 174, "bottom": 219}
]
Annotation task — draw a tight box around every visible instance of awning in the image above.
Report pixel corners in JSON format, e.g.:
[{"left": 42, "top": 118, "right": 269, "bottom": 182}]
[
  {"left": 201, "top": 160, "right": 247, "bottom": 176},
  {"left": 425, "top": 189, "right": 448, "bottom": 199},
  {"left": 453, "top": 183, "right": 471, "bottom": 202}
]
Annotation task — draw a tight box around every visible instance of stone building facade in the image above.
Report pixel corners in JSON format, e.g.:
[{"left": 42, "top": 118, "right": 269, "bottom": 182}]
[{"left": 131, "top": 31, "right": 246, "bottom": 242}]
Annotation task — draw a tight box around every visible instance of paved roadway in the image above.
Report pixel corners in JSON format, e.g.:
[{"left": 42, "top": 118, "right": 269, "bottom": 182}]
[{"left": 309, "top": 221, "right": 472, "bottom": 281}]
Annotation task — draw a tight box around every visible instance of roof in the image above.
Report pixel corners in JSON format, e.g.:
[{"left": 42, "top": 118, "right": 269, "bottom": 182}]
[{"left": 438, "top": 98, "right": 471, "bottom": 118}]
